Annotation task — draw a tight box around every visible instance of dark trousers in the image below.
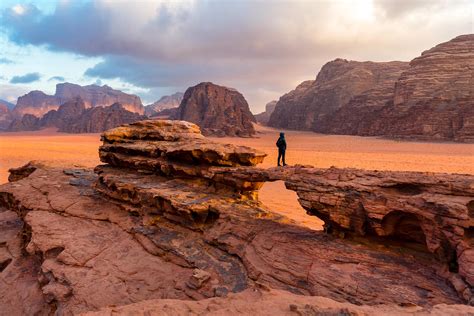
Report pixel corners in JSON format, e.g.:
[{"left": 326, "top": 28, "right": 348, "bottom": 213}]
[{"left": 278, "top": 149, "right": 286, "bottom": 166}]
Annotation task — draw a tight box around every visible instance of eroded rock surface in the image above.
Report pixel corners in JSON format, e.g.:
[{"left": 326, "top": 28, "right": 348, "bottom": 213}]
[{"left": 0, "top": 120, "right": 473, "bottom": 314}]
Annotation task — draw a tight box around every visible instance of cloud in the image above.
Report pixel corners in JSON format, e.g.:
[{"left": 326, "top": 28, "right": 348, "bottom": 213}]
[
  {"left": 10, "top": 72, "right": 41, "bottom": 84},
  {"left": 1, "top": 0, "right": 472, "bottom": 111},
  {"left": 0, "top": 84, "right": 30, "bottom": 103},
  {"left": 0, "top": 57, "right": 14, "bottom": 64},
  {"left": 48, "top": 75, "right": 65, "bottom": 81}
]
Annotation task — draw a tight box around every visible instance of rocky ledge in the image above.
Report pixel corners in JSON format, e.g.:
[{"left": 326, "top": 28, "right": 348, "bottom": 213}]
[{"left": 0, "top": 120, "right": 473, "bottom": 315}]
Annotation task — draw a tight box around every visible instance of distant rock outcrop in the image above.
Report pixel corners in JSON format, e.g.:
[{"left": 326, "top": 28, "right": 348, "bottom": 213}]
[
  {"left": 268, "top": 60, "right": 409, "bottom": 130},
  {"left": 62, "top": 103, "right": 146, "bottom": 133},
  {"left": 254, "top": 100, "right": 277, "bottom": 125},
  {"left": 11, "top": 83, "right": 144, "bottom": 118},
  {"left": 7, "top": 114, "right": 39, "bottom": 131},
  {"left": 12, "top": 91, "right": 59, "bottom": 119},
  {"left": 269, "top": 35, "right": 474, "bottom": 142},
  {"left": 145, "top": 92, "right": 183, "bottom": 116},
  {"left": 0, "top": 102, "right": 13, "bottom": 130},
  {"left": 7, "top": 98, "right": 145, "bottom": 133},
  {"left": 0, "top": 99, "right": 15, "bottom": 111},
  {"left": 175, "top": 82, "right": 256, "bottom": 137}
]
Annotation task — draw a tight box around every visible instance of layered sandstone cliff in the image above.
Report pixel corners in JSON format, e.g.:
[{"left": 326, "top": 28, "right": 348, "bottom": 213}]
[
  {"left": 12, "top": 83, "right": 144, "bottom": 119},
  {"left": 268, "top": 60, "right": 409, "bottom": 130},
  {"left": 175, "top": 82, "right": 256, "bottom": 137},
  {"left": 269, "top": 35, "right": 474, "bottom": 142},
  {"left": 0, "top": 120, "right": 473, "bottom": 314}
]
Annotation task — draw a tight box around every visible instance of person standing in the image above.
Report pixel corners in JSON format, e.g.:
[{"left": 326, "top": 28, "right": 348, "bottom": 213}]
[{"left": 276, "top": 132, "right": 287, "bottom": 166}]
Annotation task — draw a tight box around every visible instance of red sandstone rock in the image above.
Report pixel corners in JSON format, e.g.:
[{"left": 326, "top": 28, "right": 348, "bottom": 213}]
[
  {"left": 268, "top": 59, "right": 408, "bottom": 131},
  {"left": 0, "top": 120, "right": 473, "bottom": 314},
  {"left": 175, "top": 82, "right": 256, "bottom": 137}
]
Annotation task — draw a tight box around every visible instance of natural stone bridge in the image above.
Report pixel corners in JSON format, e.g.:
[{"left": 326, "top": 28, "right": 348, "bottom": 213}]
[
  {"left": 96, "top": 120, "right": 474, "bottom": 299},
  {"left": 1, "top": 120, "right": 473, "bottom": 314}
]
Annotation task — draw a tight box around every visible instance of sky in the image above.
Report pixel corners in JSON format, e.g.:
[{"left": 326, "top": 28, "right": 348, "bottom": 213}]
[{"left": 0, "top": 0, "right": 473, "bottom": 113}]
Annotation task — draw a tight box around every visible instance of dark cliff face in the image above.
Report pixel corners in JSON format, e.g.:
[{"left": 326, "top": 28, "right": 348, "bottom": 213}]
[
  {"left": 175, "top": 82, "right": 256, "bottom": 137},
  {"left": 268, "top": 35, "right": 474, "bottom": 142}
]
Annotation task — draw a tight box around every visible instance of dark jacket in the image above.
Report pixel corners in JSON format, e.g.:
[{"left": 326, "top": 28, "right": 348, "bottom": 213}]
[{"left": 276, "top": 135, "right": 286, "bottom": 151}]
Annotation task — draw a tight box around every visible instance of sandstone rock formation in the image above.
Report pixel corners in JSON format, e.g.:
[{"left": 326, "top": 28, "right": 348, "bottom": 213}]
[
  {"left": 269, "top": 35, "right": 474, "bottom": 142},
  {"left": 145, "top": 92, "right": 184, "bottom": 117},
  {"left": 268, "top": 60, "right": 408, "bottom": 130},
  {"left": 7, "top": 113, "right": 40, "bottom": 131},
  {"left": 7, "top": 99, "right": 146, "bottom": 133},
  {"left": 373, "top": 34, "right": 474, "bottom": 141},
  {"left": 12, "top": 90, "right": 59, "bottom": 118},
  {"left": 61, "top": 103, "right": 146, "bottom": 133},
  {"left": 12, "top": 83, "right": 144, "bottom": 119},
  {"left": 254, "top": 100, "right": 277, "bottom": 125},
  {"left": 175, "top": 82, "right": 256, "bottom": 137},
  {"left": 1, "top": 119, "right": 473, "bottom": 314},
  {"left": 84, "top": 287, "right": 474, "bottom": 316}
]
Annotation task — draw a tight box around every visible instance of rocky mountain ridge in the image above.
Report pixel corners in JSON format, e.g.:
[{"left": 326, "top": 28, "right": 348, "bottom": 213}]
[
  {"left": 11, "top": 83, "right": 144, "bottom": 119},
  {"left": 0, "top": 120, "right": 472, "bottom": 314},
  {"left": 268, "top": 34, "right": 474, "bottom": 142},
  {"left": 8, "top": 98, "right": 145, "bottom": 133}
]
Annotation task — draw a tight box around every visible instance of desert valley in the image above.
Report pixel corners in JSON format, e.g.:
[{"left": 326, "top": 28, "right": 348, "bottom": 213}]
[{"left": 0, "top": 1, "right": 474, "bottom": 315}]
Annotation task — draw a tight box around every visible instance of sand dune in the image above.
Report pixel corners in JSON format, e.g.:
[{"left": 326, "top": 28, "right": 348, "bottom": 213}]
[{"left": 1, "top": 124, "right": 473, "bottom": 230}]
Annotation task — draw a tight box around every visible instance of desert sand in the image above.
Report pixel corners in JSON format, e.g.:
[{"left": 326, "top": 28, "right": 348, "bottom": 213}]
[{"left": 1, "top": 124, "right": 473, "bottom": 230}]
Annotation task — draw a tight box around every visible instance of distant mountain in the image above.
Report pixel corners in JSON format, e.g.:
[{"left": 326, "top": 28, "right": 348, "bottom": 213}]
[
  {"left": 11, "top": 83, "right": 144, "bottom": 119},
  {"left": 175, "top": 82, "right": 256, "bottom": 137},
  {"left": 0, "top": 101, "right": 13, "bottom": 130},
  {"left": 145, "top": 92, "right": 183, "bottom": 116},
  {"left": 0, "top": 99, "right": 15, "bottom": 110},
  {"left": 8, "top": 98, "right": 145, "bottom": 133},
  {"left": 254, "top": 100, "right": 277, "bottom": 125}
]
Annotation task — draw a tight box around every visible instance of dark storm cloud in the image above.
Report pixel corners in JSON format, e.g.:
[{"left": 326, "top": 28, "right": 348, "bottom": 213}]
[{"left": 10, "top": 72, "right": 41, "bottom": 84}]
